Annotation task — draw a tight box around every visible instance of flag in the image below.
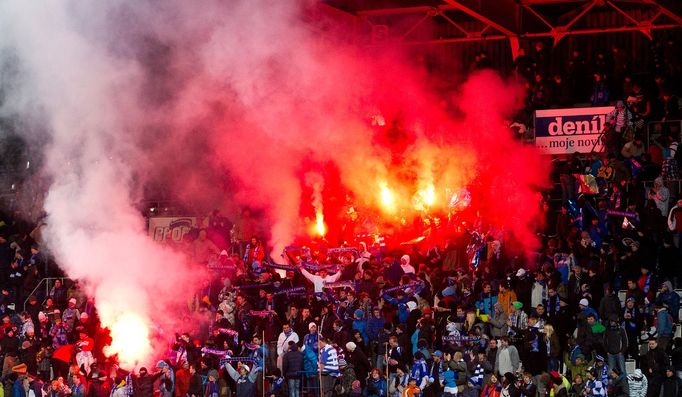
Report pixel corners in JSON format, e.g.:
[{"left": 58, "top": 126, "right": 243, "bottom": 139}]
[{"left": 575, "top": 174, "right": 599, "bottom": 195}]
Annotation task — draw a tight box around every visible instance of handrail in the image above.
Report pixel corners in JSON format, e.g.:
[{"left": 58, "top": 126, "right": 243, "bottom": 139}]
[
  {"left": 641, "top": 178, "right": 682, "bottom": 193},
  {"left": 22, "top": 277, "right": 73, "bottom": 312},
  {"left": 646, "top": 119, "right": 682, "bottom": 147}
]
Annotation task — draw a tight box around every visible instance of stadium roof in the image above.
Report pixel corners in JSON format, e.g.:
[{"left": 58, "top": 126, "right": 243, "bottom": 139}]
[{"left": 322, "top": 0, "right": 682, "bottom": 45}]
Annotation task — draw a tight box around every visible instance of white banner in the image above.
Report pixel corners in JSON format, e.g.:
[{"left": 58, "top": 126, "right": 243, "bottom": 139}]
[
  {"left": 148, "top": 217, "right": 202, "bottom": 242},
  {"left": 534, "top": 106, "right": 614, "bottom": 154}
]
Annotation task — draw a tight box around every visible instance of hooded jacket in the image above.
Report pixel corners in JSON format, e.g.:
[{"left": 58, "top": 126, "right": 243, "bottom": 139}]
[
  {"left": 626, "top": 369, "right": 647, "bottom": 397},
  {"left": 656, "top": 281, "right": 681, "bottom": 321},
  {"left": 603, "top": 323, "right": 628, "bottom": 355}
]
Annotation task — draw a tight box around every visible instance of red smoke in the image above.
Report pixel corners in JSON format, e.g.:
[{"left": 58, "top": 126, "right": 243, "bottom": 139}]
[{"left": 182, "top": 30, "right": 550, "bottom": 255}]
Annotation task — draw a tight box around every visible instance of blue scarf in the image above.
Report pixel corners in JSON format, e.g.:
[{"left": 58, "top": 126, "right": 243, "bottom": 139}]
[
  {"left": 643, "top": 275, "right": 651, "bottom": 295},
  {"left": 204, "top": 382, "right": 218, "bottom": 397}
]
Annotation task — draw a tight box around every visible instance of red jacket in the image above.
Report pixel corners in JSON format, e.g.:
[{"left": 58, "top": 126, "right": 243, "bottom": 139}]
[
  {"left": 77, "top": 336, "right": 94, "bottom": 352},
  {"left": 480, "top": 385, "right": 502, "bottom": 397},
  {"left": 52, "top": 344, "right": 75, "bottom": 363},
  {"left": 174, "top": 369, "right": 190, "bottom": 397}
]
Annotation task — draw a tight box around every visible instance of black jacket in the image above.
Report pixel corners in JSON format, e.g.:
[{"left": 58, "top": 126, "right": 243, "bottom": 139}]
[
  {"left": 642, "top": 347, "right": 669, "bottom": 377},
  {"left": 282, "top": 349, "right": 304, "bottom": 379},
  {"left": 660, "top": 376, "right": 682, "bottom": 397},
  {"left": 347, "top": 349, "right": 371, "bottom": 383},
  {"left": 133, "top": 373, "right": 160, "bottom": 397},
  {"left": 603, "top": 325, "right": 628, "bottom": 355},
  {"left": 187, "top": 374, "right": 203, "bottom": 397}
]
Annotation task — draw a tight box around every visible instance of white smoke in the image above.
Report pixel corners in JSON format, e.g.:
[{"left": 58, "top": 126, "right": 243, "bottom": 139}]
[{"left": 0, "top": 2, "right": 197, "bottom": 367}]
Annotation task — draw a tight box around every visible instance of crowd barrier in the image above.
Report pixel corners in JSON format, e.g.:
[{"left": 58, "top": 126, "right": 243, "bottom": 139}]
[{"left": 22, "top": 277, "right": 73, "bottom": 311}]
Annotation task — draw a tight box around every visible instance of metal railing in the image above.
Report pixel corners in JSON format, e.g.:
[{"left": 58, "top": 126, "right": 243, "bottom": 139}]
[
  {"left": 23, "top": 277, "right": 73, "bottom": 311},
  {"left": 646, "top": 119, "right": 682, "bottom": 147},
  {"left": 642, "top": 178, "right": 682, "bottom": 189}
]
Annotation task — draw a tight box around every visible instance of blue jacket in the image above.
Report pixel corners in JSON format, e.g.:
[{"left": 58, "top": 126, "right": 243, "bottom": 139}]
[
  {"left": 302, "top": 347, "right": 318, "bottom": 375},
  {"left": 367, "top": 316, "right": 385, "bottom": 340},
  {"left": 381, "top": 295, "right": 409, "bottom": 324},
  {"left": 303, "top": 332, "right": 318, "bottom": 354},
  {"left": 352, "top": 319, "right": 369, "bottom": 344},
  {"left": 441, "top": 369, "right": 458, "bottom": 388},
  {"left": 411, "top": 329, "right": 420, "bottom": 354},
  {"left": 656, "top": 286, "right": 681, "bottom": 321},
  {"left": 657, "top": 308, "right": 673, "bottom": 337},
  {"left": 367, "top": 378, "right": 387, "bottom": 397},
  {"left": 13, "top": 379, "right": 26, "bottom": 397},
  {"left": 591, "top": 82, "right": 609, "bottom": 106},
  {"left": 476, "top": 294, "right": 498, "bottom": 317},
  {"left": 410, "top": 359, "right": 428, "bottom": 387}
]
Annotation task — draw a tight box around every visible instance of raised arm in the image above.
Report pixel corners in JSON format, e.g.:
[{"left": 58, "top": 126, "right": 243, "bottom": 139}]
[{"left": 224, "top": 363, "right": 239, "bottom": 381}]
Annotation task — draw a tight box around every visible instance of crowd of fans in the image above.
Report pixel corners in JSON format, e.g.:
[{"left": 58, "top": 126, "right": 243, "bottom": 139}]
[
  {"left": 1, "top": 41, "right": 682, "bottom": 397},
  {"left": 497, "top": 40, "right": 682, "bottom": 141}
]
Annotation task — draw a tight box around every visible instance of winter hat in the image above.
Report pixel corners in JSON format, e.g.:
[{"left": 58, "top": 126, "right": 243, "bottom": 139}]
[
  {"left": 308, "top": 322, "right": 317, "bottom": 330},
  {"left": 207, "top": 369, "right": 219, "bottom": 379},
  {"left": 512, "top": 301, "right": 523, "bottom": 310},
  {"left": 345, "top": 342, "right": 357, "bottom": 352},
  {"left": 422, "top": 307, "right": 432, "bottom": 316},
  {"left": 433, "top": 350, "right": 443, "bottom": 358},
  {"left": 595, "top": 355, "right": 605, "bottom": 362},
  {"left": 240, "top": 364, "right": 250, "bottom": 373},
  {"left": 354, "top": 309, "right": 364, "bottom": 319},
  {"left": 516, "top": 268, "right": 527, "bottom": 277},
  {"left": 579, "top": 298, "right": 589, "bottom": 307},
  {"left": 156, "top": 361, "right": 168, "bottom": 369}
]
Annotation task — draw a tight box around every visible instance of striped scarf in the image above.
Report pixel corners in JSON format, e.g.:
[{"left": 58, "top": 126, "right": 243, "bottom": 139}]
[{"left": 470, "top": 364, "right": 484, "bottom": 387}]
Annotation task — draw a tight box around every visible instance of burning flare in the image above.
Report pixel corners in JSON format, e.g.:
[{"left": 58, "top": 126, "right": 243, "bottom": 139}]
[
  {"left": 102, "top": 312, "right": 151, "bottom": 368},
  {"left": 379, "top": 182, "right": 396, "bottom": 214},
  {"left": 315, "top": 211, "right": 326, "bottom": 237}
]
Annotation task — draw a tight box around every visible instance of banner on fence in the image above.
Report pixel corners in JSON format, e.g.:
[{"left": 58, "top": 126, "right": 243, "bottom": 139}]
[{"left": 534, "top": 106, "right": 614, "bottom": 154}]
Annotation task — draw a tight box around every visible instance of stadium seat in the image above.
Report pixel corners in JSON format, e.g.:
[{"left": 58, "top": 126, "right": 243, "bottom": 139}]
[
  {"left": 625, "top": 359, "right": 636, "bottom": 375},
  {"left": 618, "top": 290, "right": 627, "bottom": 303}
]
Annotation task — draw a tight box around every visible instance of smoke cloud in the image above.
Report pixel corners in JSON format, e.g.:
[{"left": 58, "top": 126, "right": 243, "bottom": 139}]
[{"left": 0, "top": 0, "right": 548, "bottom": 364}]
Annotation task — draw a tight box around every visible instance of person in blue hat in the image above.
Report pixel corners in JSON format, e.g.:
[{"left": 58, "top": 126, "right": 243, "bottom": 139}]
[{"left": 352, "top": 309, "right": 368, "bottom": 344}]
